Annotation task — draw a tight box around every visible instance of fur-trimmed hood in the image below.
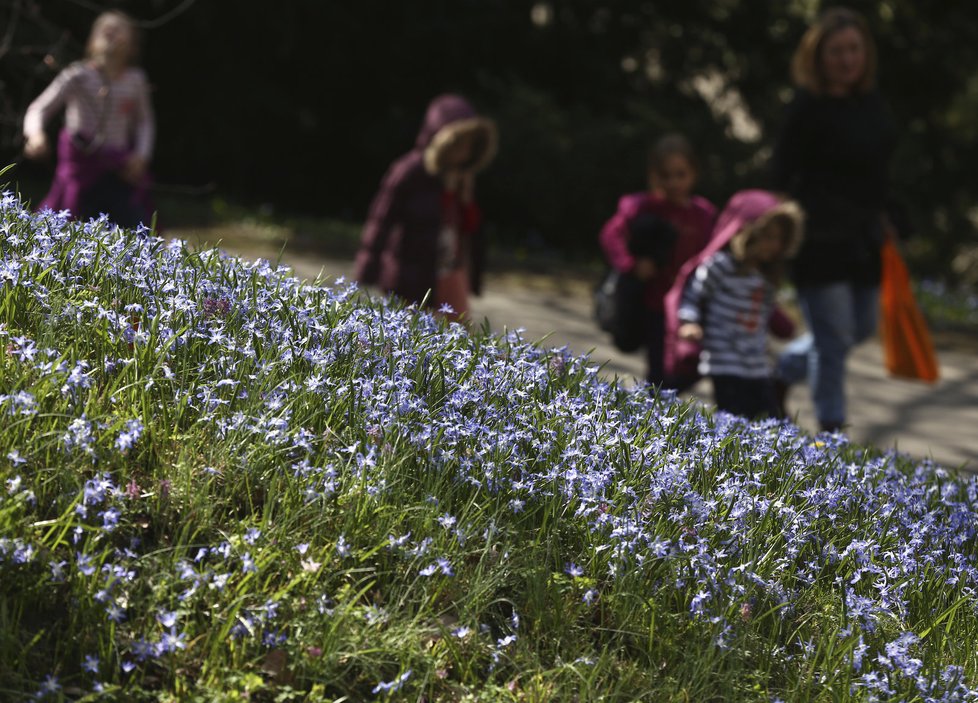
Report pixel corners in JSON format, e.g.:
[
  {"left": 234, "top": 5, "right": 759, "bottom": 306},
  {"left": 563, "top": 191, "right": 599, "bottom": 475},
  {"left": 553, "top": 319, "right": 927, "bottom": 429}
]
[
  {"left": 720, "top": 195, "right": 804, "bottom": 264},
  {"left": 415, "top": 94, "right": 498, "bottom": 176}
]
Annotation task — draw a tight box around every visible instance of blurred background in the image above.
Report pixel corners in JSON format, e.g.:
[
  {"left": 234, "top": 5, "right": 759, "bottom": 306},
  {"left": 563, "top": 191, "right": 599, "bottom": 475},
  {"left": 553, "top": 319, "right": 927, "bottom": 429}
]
[{"left": 1, "top": 0, "right": 977, "bottom": 289}]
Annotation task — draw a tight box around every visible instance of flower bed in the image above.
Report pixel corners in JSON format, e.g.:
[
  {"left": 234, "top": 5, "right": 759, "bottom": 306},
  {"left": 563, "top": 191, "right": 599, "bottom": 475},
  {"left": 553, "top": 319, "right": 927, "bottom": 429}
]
[{"left": 1, "top": 192, "right": 977, "bottom": 701}]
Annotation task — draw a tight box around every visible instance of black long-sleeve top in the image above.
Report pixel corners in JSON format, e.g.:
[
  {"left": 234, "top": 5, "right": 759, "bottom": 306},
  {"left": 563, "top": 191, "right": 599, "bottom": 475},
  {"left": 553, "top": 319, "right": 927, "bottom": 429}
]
[{"left": 771, "top": 89, "right": 897, "bottom": 286}]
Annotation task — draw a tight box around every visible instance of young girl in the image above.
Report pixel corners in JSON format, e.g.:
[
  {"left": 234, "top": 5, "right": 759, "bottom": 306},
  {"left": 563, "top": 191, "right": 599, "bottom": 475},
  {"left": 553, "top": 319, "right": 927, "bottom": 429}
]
[
  {"left": 354, "top": 94, "right": 498, "bottom": 323},
  {"left": 672, "top": 190, "right": 804, "bottom": 419},
  {"left": 23, "top": 10, "right": 155, "bottom": 228},
  {"left": 598, "top": 133, "right": 716, "bottom": 389}
]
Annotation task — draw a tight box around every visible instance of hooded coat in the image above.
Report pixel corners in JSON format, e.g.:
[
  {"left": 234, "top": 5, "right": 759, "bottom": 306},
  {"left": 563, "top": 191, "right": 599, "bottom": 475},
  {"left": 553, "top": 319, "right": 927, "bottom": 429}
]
[
  {"left": 354, "top": 95, "right": 497, "bottom": 306},
  {"left": 663, "top": 190, "right": 804, "bottom": 379}
]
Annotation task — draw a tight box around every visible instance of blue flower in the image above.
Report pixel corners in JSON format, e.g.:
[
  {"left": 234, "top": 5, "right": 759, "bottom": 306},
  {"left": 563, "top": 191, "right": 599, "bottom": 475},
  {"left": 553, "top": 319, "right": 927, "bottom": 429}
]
[
  {"left": 241, "top": 553, "right": 257, "bottom": 573},
  {"left": 371, "top": 669, "right": 412, "bottom": 695},
  {"left": 36, "top": 674, "right": 60, "bottom": 697},
  {"left": 76, "top": 552, "right": 96, "bottom": 576},
  {"left": 157, "top": 610, "right": 178, "bottom": 628},
  {"left": 160, "top": 628, "right": 188, "bottom": 653},
  {"left": 115, "top": 419, "right": 144, "bottom": 452},
  {"left": 106, "top": 602, "right": 126, "bottom": 623}
]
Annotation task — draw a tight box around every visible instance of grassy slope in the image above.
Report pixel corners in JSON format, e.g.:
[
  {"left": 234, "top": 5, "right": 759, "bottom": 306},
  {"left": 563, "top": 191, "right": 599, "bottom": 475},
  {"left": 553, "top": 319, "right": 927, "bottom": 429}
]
[{"left": 1, "top": 194, "right": 977, "bottom": 701}]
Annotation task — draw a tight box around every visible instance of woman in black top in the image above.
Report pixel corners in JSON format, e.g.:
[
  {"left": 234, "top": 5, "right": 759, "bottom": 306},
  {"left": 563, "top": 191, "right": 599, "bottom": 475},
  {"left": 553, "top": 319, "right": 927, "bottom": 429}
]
[{"left": 772, "top": 7, "right": 897, "bottom": 432}]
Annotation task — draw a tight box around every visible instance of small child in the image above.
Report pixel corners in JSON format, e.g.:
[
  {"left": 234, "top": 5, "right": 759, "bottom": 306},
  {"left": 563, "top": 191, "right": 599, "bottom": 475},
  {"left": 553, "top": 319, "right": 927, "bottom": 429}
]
[
  {"left": 598, "top": 133, "right": 717, "bottom": 388},
  {"left": 354, "top": 94, "right": 497, "bottom": 323},
  {"left": 673, "top": 190, "right": 804, "bottom": 419},
  {"left": 23, "top": 10, "right": 155, "bottom": 228}
]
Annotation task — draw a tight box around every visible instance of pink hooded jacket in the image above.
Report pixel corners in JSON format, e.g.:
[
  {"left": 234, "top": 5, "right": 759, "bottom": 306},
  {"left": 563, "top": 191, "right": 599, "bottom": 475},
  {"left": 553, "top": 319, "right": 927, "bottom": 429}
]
[
  {"left": 598, "top": 192, "right": 716, "bottom": 312},
  {"left": 663, "top": 190, "right": 804, "bottom": 379}
]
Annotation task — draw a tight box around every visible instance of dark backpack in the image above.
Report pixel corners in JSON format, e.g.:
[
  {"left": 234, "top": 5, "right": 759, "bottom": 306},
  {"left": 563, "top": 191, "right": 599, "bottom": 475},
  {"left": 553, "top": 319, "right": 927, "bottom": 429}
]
[
  {"left": 594, "top": 212, "right": 679, "bottom": 353},
  {"left": 593, "top": 268, "right": 646, "bottom": 352}
]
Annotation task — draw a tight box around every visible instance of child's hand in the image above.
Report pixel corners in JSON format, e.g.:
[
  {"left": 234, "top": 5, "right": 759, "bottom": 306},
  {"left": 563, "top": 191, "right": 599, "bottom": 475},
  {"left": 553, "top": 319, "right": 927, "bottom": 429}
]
[
  {"left": 24, "top": 132, "right": 49, "bottom": 159},
  {"left": 458, "top": 171, "right": 475, "bottom": 203},
  {"left": 881, "top": 213, "right": 898, "bottom": 243},
  {"left": 632, "top": 258, "right": 657, "bottom": 280},
  {"left": 445, "top": 170, "right": 475, "bottom": 203},
  {"left": 122, "top": 155, "right": 147, "bottom": 183},
  {"left": 678, "top": 322, "right": 703, "bottom": 341}
]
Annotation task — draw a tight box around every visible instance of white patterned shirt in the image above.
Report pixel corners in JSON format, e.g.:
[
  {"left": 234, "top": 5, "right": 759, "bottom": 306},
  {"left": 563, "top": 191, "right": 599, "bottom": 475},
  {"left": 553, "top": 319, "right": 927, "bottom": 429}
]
[
  {"left": 24, "top": 62, "right": 154, "bottom": 160},
  {"left": 678, "top": 250, "right": 776, "bottom": 378}
]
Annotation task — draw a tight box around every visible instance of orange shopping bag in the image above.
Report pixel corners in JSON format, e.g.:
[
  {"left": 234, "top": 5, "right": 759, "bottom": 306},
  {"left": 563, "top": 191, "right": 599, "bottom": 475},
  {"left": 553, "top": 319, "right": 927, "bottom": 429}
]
[{"left": 879, "top": 240, "right": 939, "bottom": 382}]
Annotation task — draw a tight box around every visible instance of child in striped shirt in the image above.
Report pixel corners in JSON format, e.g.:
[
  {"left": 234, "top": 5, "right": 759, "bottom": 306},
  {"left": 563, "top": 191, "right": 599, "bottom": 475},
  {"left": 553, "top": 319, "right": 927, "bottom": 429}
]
[{"left": 675, "top": 191, "right": 804, "bottom": 419}]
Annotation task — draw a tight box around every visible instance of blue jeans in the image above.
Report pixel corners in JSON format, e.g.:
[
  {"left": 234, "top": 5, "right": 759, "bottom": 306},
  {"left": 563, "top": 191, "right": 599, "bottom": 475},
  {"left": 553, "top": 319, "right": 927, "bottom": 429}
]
[{"left": 776, "top": 283, "right": 878, "bottom": 426}]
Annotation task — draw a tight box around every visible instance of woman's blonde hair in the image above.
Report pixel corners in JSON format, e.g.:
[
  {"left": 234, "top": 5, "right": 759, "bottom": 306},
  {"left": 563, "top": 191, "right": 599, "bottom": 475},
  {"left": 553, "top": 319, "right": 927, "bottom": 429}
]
[
  {"left": 790, "top": 7, "right": 877, "bottom": 95},
  {"left": 85, "top": 10, "right": 141, "bottom": 65}
]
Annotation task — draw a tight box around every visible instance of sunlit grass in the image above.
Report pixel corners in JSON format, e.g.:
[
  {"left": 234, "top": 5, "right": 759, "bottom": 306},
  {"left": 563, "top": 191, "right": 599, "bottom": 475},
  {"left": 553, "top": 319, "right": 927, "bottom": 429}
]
[{"left": 1, "top": 191, "right": 977, "bottom": 701}]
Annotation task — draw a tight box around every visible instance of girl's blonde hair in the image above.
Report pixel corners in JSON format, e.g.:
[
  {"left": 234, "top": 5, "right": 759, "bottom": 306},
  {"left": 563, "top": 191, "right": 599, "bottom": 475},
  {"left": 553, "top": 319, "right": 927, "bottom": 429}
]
[
  {"left": 790, "top": 7, "right": 877, "bottom": 95},
  {"left": 85, "top": 10, "right": 141, "bottom": 65}
]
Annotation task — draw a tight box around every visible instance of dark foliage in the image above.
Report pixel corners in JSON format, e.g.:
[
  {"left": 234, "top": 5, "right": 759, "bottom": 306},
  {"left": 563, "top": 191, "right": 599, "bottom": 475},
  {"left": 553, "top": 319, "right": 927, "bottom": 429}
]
[{"left": 1, "top": 0, "right": 976, "bottom": 279}]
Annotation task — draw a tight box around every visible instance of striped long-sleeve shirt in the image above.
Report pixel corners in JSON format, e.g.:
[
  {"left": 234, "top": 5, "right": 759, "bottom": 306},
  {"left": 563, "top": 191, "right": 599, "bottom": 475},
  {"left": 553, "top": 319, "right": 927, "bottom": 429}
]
[
  {"left": 24, "top": 62, "right": 154, "bottom": 160},
  {"left": 678, "top": 250, "right": 776, "bottom": 379}
]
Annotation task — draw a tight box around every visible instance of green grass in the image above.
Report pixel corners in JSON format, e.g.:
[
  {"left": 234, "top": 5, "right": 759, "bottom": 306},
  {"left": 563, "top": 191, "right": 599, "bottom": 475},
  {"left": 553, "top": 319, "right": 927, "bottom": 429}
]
[{"left": 2, "top": 190, "right": 978, "bottom": 701}]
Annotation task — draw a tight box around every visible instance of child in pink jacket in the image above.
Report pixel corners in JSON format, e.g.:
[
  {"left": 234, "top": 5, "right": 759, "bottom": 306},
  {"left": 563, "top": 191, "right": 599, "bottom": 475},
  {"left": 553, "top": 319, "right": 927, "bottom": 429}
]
[{"left": 599, "top": 134, "right": 716, "bottom": 389}]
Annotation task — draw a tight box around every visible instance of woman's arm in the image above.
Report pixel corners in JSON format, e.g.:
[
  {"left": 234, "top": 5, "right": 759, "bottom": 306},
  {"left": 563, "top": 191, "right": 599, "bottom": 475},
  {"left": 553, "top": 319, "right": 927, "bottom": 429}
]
[{"left": 770, "top": 93, "right": 811, "bottom": 193}]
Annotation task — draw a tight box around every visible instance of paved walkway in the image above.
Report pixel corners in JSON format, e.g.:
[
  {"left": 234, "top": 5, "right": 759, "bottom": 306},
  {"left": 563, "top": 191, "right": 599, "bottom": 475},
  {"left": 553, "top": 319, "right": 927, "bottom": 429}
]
[{"left": 246, "top": 249, "right": 978, "bottom": 473}]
